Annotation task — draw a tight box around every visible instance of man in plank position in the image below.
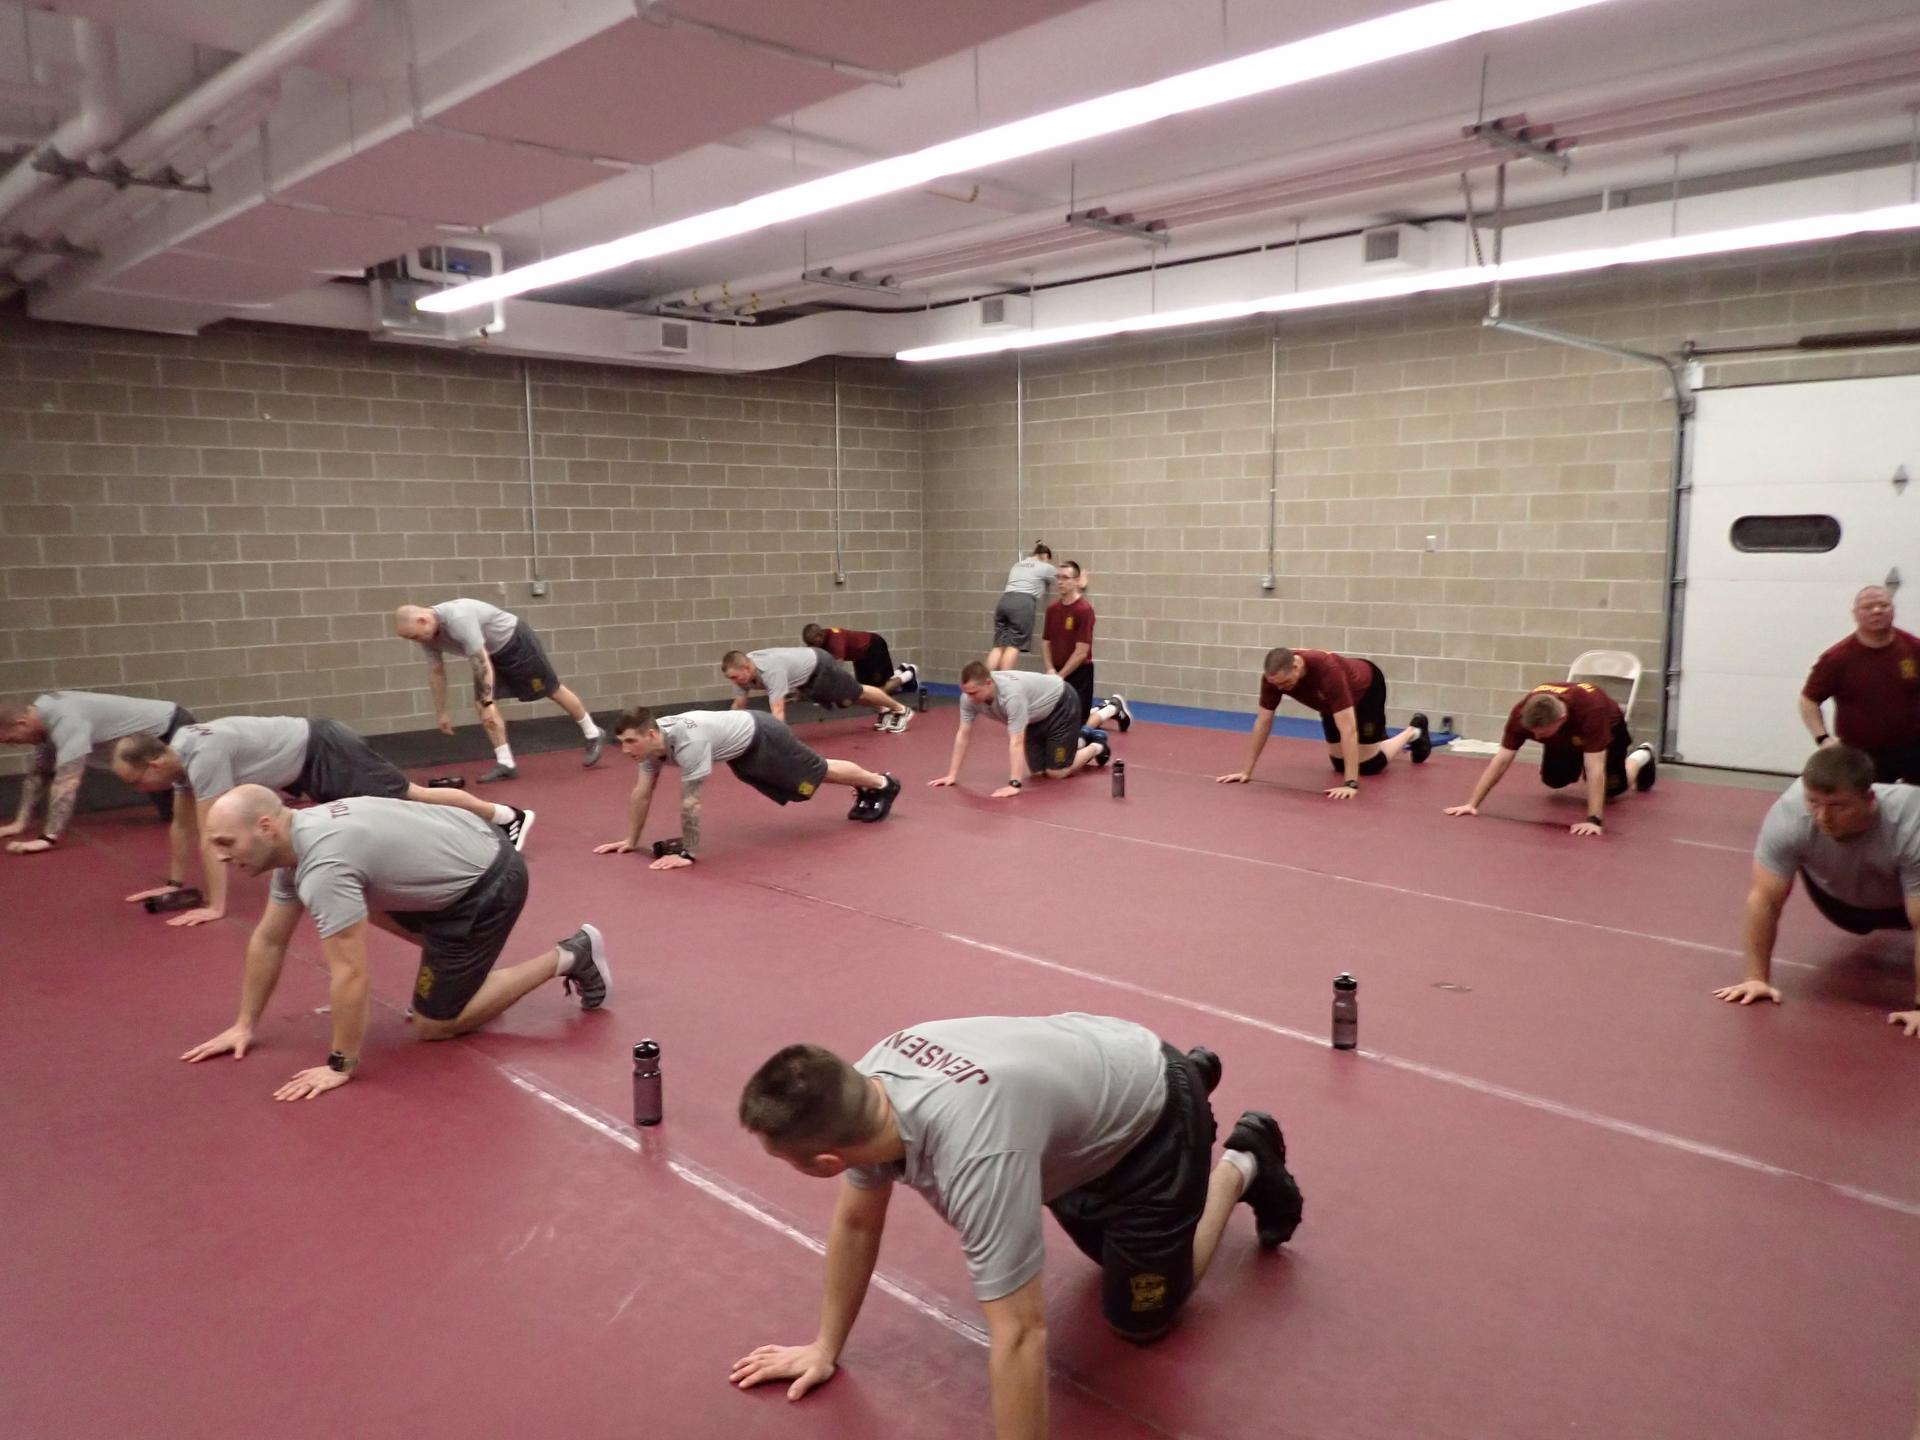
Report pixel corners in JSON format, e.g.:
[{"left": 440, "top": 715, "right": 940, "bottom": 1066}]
[
  {"left": 594, "top": 705, "right": 900, "bottom": 870},
  {"left": 1445, "top": 680, "right": 1656, "bottom": 836},
  {"left": 1216, "top": 646, "right": 1428, "bottom": 797},
  {"left": 181, "top": 787, "right": 610, "bottom": 1101},
  {"left": 1714, "top": 744, "right": 1920, "bottom": 1038},
  {"left": 0, "top": 690, "right": 195, "bottom": 853},
  {"left": 724, "top": 647, "right": 911, "bottom": 733},
  {"left": 394, "top": 598, "right": 604, "bottom": 781},
  {"left": 930, "top": 663, "right": 1108, "bottom": 799},
  {"left": 730, "top": 1013, "right": 1303, "bottom": 1437},
  {"left": 114, "top": 715, "right": 533, "bottom": 926}
]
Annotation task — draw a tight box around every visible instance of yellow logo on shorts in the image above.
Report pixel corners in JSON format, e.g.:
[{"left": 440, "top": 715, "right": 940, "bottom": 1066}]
[
  {"left": 1053, "top": 746, "right": 1069, "bottom": 765},
  {"left": 415, "top": 967, "right": 434, "bottom": 999},
  {"left": 530, "top": 678, "right": 545, "bottom": 693},
  {"left": 797, "top": 780, "right": 817, "bottom": 797},
  {"left": 1902, "top": 658, "right": 1917, "bottom": 680},
  {"left": 1129, "top": 1273, "right": 1167, "bottom": 1312}
]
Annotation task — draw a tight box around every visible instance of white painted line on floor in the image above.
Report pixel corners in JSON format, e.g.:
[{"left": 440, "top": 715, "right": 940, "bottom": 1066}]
[
  {"left": 500, "top": 1069, "right": 986, "bottom": 1347},
  {"left": 1671, "top": 837, "right": 1752, "bottom": 854},
  {"left": 758, "top": 884, "right": 1920, "bottom": 1223}
]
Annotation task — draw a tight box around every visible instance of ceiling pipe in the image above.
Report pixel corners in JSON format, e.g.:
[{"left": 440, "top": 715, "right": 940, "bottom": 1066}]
[
  {"left": 9, "top": 0, "right": 368, "bottom": 286},
  {"left": 0, "top": 19, "right": 122, "bottom": 237}
]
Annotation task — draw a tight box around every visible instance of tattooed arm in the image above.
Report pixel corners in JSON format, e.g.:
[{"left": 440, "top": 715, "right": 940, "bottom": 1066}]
[
  {"left": 8, "top": 757, "right": 83, "bottom": 852},
  {"left": 679, "top": 778, "right": 704, "bottom": 857},
  {"left": 0, "top": 744, "right": 52, "bottom": 837}
]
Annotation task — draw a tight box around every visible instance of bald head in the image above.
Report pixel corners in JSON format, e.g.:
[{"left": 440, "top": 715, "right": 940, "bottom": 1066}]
[
  {"left": 1852, "top": 585, "right": 1895, "bottom": 640},
  {"left": 204, "top": 784, "right": 294, "bottom": 877},
  {"left": 0, "top": 696, "right": 42, "bottom": 744},
  {"left": 393, "top": 605, "right": 439, "bottom": 642}
]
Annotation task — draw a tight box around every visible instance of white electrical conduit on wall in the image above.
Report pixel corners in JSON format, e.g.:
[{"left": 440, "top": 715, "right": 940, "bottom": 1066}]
[
  {"left": 6, "top": 0, "right": 366, "bottom": 286},
  {"left": 0, "top": 19, "right": 122, "bottom": 235}
]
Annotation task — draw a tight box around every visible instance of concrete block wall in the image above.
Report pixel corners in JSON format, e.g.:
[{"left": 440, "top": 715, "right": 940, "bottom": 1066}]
[
  {"left": 920, "top": 235, "right": 1920, "bottom": 745},
  {"left": 0, "top": 317, "right": 923, "bottom": 772}
]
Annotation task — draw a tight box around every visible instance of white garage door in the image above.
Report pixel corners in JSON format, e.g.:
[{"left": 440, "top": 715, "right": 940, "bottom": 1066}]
[{"left": 1675, "top": 374, "right": 1920, "bottom": 773}]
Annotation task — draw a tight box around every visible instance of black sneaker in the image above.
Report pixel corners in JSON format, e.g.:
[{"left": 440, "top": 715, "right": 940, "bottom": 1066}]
[
  {"left": 848, "top": 785, "right": 881, "bottom": 820},
  {"left": 1225, "top": 1110, "right": 1304, "bottom": 1248},
  {"left": 863, "top": 774, "right": 902, "bottom": 823},
  {"left": 500, "top": 807, "right": 536, "bottom": 853},
  {"left": 582, "top": 734, "right": 605, "bottom": 768},
  {"left": 557, "top": 923, "right": 610, "bottom": 1010},
  {"left": 1108, "top": 693, "right": 1133, "bottom": 733},
  {"left": 1632, "top": 742, "right": 1658, "bottom": 792},
  {"left": 1409, "top": 713, "right": 1433, "bottom": 764},
  {"left": 1186, "top": 1045, "right": 1222, "bottom": 1095}
]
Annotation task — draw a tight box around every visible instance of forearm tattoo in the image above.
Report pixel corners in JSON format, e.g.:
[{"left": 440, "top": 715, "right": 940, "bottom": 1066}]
[
  {"left": 472, "top": 666, "right": 495, "bottom": 708},
  {"left": 45, "top": 760, "right": 84, "bottom": 838},
  {"left": 17, "top": 769, "right": 46, "bottom": 825},
  {"left": 680, "top": 781, "right": 703, "bottom": 856}
]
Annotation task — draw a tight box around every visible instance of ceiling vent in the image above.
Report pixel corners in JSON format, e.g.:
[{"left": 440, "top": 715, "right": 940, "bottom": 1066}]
[
  {"left": 630, "top": 316, "right": 694, "bottom": 356},
  {"left": 978, "top": 294, "right": 1032, "bottom": 330},
  {"left": 1361, "top": 223, "right": 1429, "bottom": 271}
]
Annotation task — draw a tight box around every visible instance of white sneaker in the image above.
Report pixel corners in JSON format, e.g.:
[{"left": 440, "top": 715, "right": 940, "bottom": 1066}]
[{"left": 886, "top": 709, "right": 912, "bottom": 734}]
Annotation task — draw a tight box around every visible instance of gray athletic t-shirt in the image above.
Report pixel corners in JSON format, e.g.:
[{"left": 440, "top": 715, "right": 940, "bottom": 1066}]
[
  {"left": 958, "top": 671, "right": 1067, "bottom": 735},
  {"left": 267, "top": 796, "right": 501, "bottom": 938},
  {"left": 171, "top": 717, "right": 311, "bottom": 798},
  {"left": 845, "top": 1013, "right": 1167, "bottom": 1302},
  {"left": 35, "top": 690, "right": 176, "bottom": 768},
  {"left": 738, "top": 648, "right": 819, "bottom": 700},
  {"left": 1755, "top": 780, "right": 1920, "bottom": 910},
  {"left": 641, "top": 711, "right": 758, "bottom": 785},
  {"left": 418, "top": 598, "right": 519, "bottom": 661},
  {"left": 1002, "top": 557, "right": 1057, "bottom": 600}
]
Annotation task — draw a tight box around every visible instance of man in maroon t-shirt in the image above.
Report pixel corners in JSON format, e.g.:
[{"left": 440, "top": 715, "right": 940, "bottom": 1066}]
[
  {"left": 801, "top": 624, "right": 909, "bottom": 697},
  {"left": 1445, "top": 681, "right": 1656, "bottom": 836},
  {"left": 1042, "top": 562, "right": 1129, "bottom": 732},
  {"left": 1216, "top": 646, "right": 1429, "bottom": 798},
  {"left": 1798, "top": 585, "right": 1920, "bottom": 784}
]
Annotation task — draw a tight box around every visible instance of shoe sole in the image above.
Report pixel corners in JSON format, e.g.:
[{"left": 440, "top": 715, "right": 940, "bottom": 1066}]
[
  {"left": 478, "top": 770, "right": 517, "bottom": 783},
  {"left": 511, "top": 809, "right": 536, "bottom": 853},
  {"left": 1632, "top": 744, "right": 1657, "bottom": 792},
  {"left": 1112, "top": 696, "right": 1132, "bottom": 732},
  {"left": 578, "top": 922, "right": 609, "bottom": 1009},
  {"left": 1409, "top": 712, "right": 1432, "bottom": 764}
]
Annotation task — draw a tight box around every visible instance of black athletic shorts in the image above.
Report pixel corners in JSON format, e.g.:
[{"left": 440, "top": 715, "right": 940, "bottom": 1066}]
[
  {"left": 393, "top": 838, "right": 528, "bottom": 1022},
  {"left": 853, "top": 635, "right": 896, "bottom": 689},
  {"left": 483, "top": 622, "right": 564, "bottom": 703},
  {"left": 1801, "top": 872, "right": 1912, "bottom": 935},
  {"left": 150, "top": 706, "right": 196, "bottom": 822},
  {"left": 1540, "top": 718, "right": 1634, "bottom": 797},
  {"left": 993, "top": 592, "right": 1038, "bottom": 651},
  {"left": 285, "top": 718, "right": 410, "bottom": 803},
  {"left": 799, "top": 648, "right": 864, "bottom": 707},
  {"left": 1862, "top": 744, "right": 1920, "bottom": 786},
  {"left": 1048, "top": 1045, "right": 1216, "bottom": 1341},
  {"left": 1062, "top": 665, "right": 1096, "bottom": 722},
  {"left": 728, "top": 711, "right": 830, "bottom": 805},
  {"left": 1023, "top": 698, "right": 1086, "bottom": 775},
  {"left": 1319, "top": 659, "right": 1388, "bottom": 745}
]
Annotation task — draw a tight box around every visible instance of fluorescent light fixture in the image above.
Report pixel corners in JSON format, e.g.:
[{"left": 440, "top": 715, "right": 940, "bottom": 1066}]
[
  {"left": 896, "top": 203, "right": 1920, "bottom": 362},
  {"left": 416, "top": 0, "right": 1618, "bottom": 314}
]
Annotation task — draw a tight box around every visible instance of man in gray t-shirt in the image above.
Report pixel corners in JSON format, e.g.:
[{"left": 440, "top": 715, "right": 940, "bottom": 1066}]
[
  {"left": 732, "top": 1014, "right": 1303, "bottom": 1428},
  {"left": 111, "top": 716, "right": 528, "bottom": 929},
  {"left": 0, "top": 690, "right": 193, "bottom": 854},
  {"left": 1715, "top": 745, "right": 1920, "bottom": 1039},
  {"left": 721, "top": 647, "right": 909, "bottom": 732},
  {"left": 931, "top": 661, "right": 1110, "bottom": 799},
  {"left": 593, "top": 705, "right": 899, "bottom": 870},
  {"left": 988, "top": 543, "right": 1058, "bottom": 671},
  {"left": 181, "top": 787, "right": 611, "bottom": 1103},
  {"left": 393, "top": 598, "right": 604, "bottom": 782}
]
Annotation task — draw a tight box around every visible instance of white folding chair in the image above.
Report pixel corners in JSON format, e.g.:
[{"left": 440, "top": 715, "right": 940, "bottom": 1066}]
[{"left": 1567, "top": 649, "right": 1642, "bottom": 715}]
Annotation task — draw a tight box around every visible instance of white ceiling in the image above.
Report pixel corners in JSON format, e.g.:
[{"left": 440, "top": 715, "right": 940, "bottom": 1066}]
[{"left": 4, "top": 0, "right": 1920, "bottom": 338}]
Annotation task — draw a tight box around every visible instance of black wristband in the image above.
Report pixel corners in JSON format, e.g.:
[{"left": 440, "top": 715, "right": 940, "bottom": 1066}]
[
  {"left": 1008, "top": 777, "right": 1023, "bottom": 789},
  {"left": 1586, "top": 814, "right": 1604, "bottom": 826},
  {"left": 38, "top": 833, "right": 57, "bottom": 844},
  {"left": 1342, "top": 779, "right": 1359, "bottom": 790},
  {"left": 651, "top": 838, "right": 687, "bottom": 859},
  {"left": 1815, "top": 733, "right": 1830, "bottom": 744}
]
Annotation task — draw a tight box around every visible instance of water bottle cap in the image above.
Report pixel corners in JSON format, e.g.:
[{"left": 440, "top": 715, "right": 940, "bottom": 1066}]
[
  {"left": 1333, "top": 973, "right": 1358, "bottom": 990},
  {"left": 633, "top": 1040, "right": 661, "bottom": 1061}
]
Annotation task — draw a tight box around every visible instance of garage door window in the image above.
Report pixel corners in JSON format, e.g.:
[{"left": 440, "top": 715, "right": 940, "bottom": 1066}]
[{"left": 1729, "top": 514, "right": 1841, "bottom": 553}]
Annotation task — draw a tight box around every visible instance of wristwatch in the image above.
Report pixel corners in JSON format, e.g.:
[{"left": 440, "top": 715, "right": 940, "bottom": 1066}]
[
  {"left": 326, "top": 1050, "right": 360, "bottom": 1074},
  {"left": 1586, "top": 814, "right": 1604, "bottom": 827},
  {"left": 1342, "top": 780, "right": 1359, "bottom": 790},
  {"left": 1007, "top": 777, "right": 1023, "bottom": 789}
]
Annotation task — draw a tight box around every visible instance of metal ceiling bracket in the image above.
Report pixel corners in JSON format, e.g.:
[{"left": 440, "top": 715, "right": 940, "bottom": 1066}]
[
  {"left": 802, "top": 265, "right": 908, "bottom": 296},
  {"left": 1065, "top": 207, "right": 1171, "bottom": 246},
  {"left": 0, "top": 230, "right": 97, "bottom": 260},
  {"left": 31, "top": 152, "right": 211, "bottom": 195},
  {"left": 1464, "top": 116, "right": 1574, "bottom": 173}
]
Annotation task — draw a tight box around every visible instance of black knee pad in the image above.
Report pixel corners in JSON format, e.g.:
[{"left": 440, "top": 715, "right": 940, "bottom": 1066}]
[{"left": 1358, "top": 753, "right": 1389, "bottom": 777}]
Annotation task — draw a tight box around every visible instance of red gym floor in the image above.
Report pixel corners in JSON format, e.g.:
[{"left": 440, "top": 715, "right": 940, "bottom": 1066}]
[{"left": 4, "top": 713, "right": 1917, "bottom": 1440}]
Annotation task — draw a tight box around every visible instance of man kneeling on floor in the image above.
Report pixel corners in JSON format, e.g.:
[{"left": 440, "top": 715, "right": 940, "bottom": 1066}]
[
  {"left": 1714, "top": 744, "right": 1920, "bottom": 1038},
  {"left": 593, "top": 706, "right": 899, "bottom": 870},
  {"left": 930, "top": 661, "right": 1109, "bottom": 798},
  {"left": 730, "top": 1013, "right": 1303, "bottom": 1436},
  {"left": 181, "top": 786, "right": 609, "bottom": 1101}
]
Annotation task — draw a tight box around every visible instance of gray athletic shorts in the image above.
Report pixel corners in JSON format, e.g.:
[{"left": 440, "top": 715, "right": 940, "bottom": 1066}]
[
  {"left": 1023, "top": 699, "right": 1085, "bottom": 774},
  {"left": 798, "top": 648, "right": 864, "bottom": 706},
  {"left": 993, "top": 591, "right": 1038, "bottom": 651},
  {"left": 394, "top": 840, "right": 528, "bottom": 1022},
  {"left": 484, "top": 622, "right": 564, "bottom": 703},
  {"left": 728, "top": 711, "right": 830, "bottom": 805},
  {"left": 286, "top": 718, "right": 410, "bottom": 802}
]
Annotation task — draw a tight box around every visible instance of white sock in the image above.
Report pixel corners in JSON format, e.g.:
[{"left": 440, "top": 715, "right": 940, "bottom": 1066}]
[
  {"left": 578, "top": 716, "right": 601, "bottom": 739},
  {"left": 553, "top": 945, "right": 571, "bottom": 978},
  {"left": 1223, "top": 1148, "right": 1258, "bottom": 1186},
  {"left": 494, "top": 745, "right": 514, "bottom": 767},
  {"left": 491, "top": 805, "right": 515, "bottom": 826}
]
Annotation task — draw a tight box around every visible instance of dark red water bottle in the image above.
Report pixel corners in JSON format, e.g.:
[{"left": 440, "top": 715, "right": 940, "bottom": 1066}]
[
  {"left": 1111, "top": 760, "right": 1126, "bottom": 798},
  {"left": 1332, "top": 974, "right": 1358, "bottom": 1050},
  {"left": 632, "top": 1040, "right": 663, "bottom": 1126}
]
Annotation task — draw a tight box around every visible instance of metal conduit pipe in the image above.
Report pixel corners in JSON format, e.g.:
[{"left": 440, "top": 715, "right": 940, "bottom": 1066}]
[
  {"left": 1262, "top": 321, "right": 1279, "bottom": 591},
  {"left": 522, "top": 361, "right": 544, "bottom": 591},
  {"left": 1014, "top": 353, "right": 1025, "bottom": 561},
  {"left": 832, "top": 362, "right": 846, "bottom": 586},
  {"left": 0, "top": 19, "right": 122, "bottom": 235}
]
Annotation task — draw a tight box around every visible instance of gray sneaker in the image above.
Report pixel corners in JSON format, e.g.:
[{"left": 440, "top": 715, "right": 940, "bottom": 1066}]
[
  {"left": 478, "top": 762, "right": 518, "bottom": 783},
  {"left": 582, "top": 734, "right": 605, "bottom": 768},
  {"left": 557, "top": 923, "right": 610, "bottom": 1010}
]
